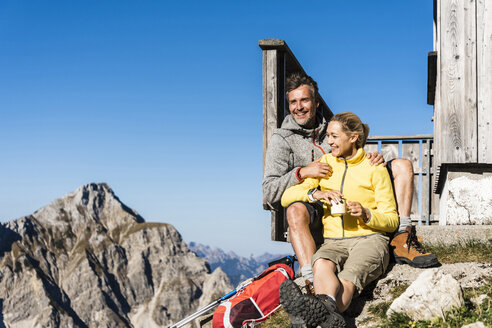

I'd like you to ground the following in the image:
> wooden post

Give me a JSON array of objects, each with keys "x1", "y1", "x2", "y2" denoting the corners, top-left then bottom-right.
[
  {"x1": 422, "y1": 139, "x2": 434, "y2": 225},
  {"x1": 436, "y1": 0, "x2": 478, "y2": 166},
  {"x1": 260, "y1": 42, "x2": 285, "y2": 241},
  {"x1": 477, "y1": 0, "x2": 492, "y2": 164},
  {"x1": 260, "y1": 39, "x2": 333, "y2": 241}
]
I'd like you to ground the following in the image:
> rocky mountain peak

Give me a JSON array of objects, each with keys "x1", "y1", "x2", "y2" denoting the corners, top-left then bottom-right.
[{"x1": 0, "y1": 183, "x2": 231, "y2": 327}]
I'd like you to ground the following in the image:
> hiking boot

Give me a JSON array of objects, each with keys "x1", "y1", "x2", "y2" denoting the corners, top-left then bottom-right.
[
  {"x1": 295, "y1": 294, "x2": 345, "y2": 328},
  {"x1": 390, "y1": 226, "x2": 440, "y2": 268},
  {"x1": 279, "y1": 280, "x2": 306, "y2": 328}
]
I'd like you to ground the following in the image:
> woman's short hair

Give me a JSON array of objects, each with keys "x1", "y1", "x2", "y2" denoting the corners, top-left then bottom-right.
[{"x1": 331, "y1": 112, "x2": 370, "y2": 148}]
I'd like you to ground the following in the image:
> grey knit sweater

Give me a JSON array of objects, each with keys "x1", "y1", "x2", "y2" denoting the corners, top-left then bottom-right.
[{"x1": 262, "y1": 113, "x2": 330, "y2": 208}]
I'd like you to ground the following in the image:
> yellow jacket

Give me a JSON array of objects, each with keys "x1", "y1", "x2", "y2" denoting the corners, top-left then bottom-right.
[{"x1": 281, "y1": 148, "x2": 398, "y2": 239}]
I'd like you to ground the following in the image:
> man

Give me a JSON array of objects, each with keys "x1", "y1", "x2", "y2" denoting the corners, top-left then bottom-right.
[{"x1": 262, "y1": 73, "x2": 438, "y2": 288}]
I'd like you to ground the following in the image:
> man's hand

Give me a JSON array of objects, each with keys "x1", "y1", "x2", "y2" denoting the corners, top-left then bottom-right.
[
  {"x1": 347, "y1": 200, "x2": 370, "y2": 222},
  {"x1": 299, "y1": 159, "x2": 333, "y2": 179},
  {"x1": 366, "y1": 152, "x2": 386, "y2": 166},
  {"x1": 313, "y1": 190, "x2": 343, "y2": 203}
]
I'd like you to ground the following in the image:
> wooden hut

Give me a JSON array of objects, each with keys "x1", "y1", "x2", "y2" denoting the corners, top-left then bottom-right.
[{"x1": 431, "y1": 0, "x2": 492, "y2": 224}]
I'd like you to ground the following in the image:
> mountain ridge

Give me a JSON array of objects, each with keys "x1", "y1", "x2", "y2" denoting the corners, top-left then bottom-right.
[
  {"x1": 189, "y1": 242, "x2": 288, "y2": 286},
  {"x1": 0, "y1": 183, "x2": 231, "y2": 327}
]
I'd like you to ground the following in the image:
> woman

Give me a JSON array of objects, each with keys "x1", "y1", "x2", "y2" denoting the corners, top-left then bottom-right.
[{"x1": 279, "y1": 112, "x2": 398, "y2": 328}]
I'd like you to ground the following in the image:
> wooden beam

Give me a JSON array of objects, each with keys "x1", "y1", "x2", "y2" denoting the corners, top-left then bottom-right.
[
  {"x1": 477, "y1": 0, "x2": 492, "y2": 163},
  {"x1": 262, "y1": 49, "x2": 279, "y2": 175},
  {"x1": 437, "y1": 0, "x2": 478, "y2": 165},
  {"x1": 368, "y1": 134, "x2": 433, "y2": 140},
  {"x1": 433, "y1": 0, "x2": 442, "y2": 191}
]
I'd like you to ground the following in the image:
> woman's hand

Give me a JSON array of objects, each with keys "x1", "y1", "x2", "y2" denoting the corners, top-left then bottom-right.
[
  {"x1": 347, "y1": 200, "x2": 370, "y2": 222},
  {"x1": 313, "y1": 190, "x2": 343, "y2": 203}
]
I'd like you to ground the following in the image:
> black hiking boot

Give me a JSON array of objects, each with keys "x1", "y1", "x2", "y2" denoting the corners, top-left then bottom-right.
[
  {"x1": 295, "y1": 294, "x2": 345, "y2": 328},
  {"x1": 279, "y1": 280, "x2": 307, "y2": 328}
]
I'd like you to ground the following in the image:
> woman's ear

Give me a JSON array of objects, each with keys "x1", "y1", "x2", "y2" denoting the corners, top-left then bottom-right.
[{"x1": 349, "y1": 133, "x2": 359, "y2": 144}]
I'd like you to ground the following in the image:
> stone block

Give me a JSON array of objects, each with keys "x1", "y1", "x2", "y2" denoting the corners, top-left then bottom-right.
[
  {"x1": 440, "y1": 173, "x2": 492, "y2": 225},
  {"x1": 387, "y1": 268, "x2": 464, "y2": 321}
]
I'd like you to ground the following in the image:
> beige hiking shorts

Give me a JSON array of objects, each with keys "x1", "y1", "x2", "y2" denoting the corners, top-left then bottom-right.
[{"x1": 312, "y1": 233, "x2": 390, "y2": 295}]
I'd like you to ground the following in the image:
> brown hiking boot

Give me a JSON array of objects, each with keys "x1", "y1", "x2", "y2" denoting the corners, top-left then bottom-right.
[{"x1": 390, "y1": 226, "x2": 440, "y2": 268}]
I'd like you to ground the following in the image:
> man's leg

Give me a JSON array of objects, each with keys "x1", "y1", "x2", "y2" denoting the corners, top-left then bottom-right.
[
  {"x1": 389, "y1": 158, "x2": 413, "y2": 227},
  {"x1": 389, "y1": 159, "x2": 440, "y2": 268},
  {"x1": 286, "y1": 202, "x2": 317, "y2": 281},
  {"x1": 281, "y1": 202, "x2": 320, "y2": 327}
]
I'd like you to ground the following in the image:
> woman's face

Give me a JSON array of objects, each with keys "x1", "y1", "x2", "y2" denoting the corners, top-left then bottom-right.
[{"x1": 327, "y1": 121, "x2": 358, "y2": 158}]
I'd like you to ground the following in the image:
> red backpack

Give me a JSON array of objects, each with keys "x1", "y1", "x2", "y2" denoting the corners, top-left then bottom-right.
[{"x1": 212, "y1": 263, "x2": 294, "y2": 328}]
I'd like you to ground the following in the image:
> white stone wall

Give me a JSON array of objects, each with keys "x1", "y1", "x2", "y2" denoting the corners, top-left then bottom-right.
[{"x1": 440, "y1": 173, "x2": 492, "y2": 225}]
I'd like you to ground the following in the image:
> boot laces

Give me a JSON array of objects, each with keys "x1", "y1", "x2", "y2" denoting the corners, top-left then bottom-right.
[
  {"x1": 302, "y1": 280, "x2": 315, "y2": 295},
  {"x1": 406, "y1": 226, "x2": 425, "y2": 254}
]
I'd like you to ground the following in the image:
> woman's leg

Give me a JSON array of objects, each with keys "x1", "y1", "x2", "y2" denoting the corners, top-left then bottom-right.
[
  {"x1": 313, "y1": 258, "x2": 339, "y2": 297},
  {"x1": 337, "y1": 278, "x2": 356, "y2": 313},
  {"x1": 313, "y1": 258, "x2": 356, "y2": 313},
  {"x1": 337, "y1": 234, "x2": 390, "y2": 310},
  {"x1": 313, "y1": 258, "x2": 355, "y2": 312}
]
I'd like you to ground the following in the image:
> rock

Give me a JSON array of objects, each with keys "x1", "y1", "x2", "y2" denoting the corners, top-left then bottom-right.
[
  {"x1": 347, "y1": 262, "x2": 492, "y2": 327},
  {"x1": 461, "y1": 322, "x2": 486, "y2": 328},
  {"x1": 0, "y1": 183, "x2": 232, "y2": 327},
  {"x1": 415, "y1": 225, "x2": 492, "y2": 245},
  {"x1": 471, "y1": 294, "x2": 488, "y2": 307},
  {"x1": 386, "y1": 268, "x2": 464, "y2": 321}
]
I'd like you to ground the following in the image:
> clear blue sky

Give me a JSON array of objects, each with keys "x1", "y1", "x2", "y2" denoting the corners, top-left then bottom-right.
[{"x1": 0, "y1": 1, "x2": 434, "y2": 256}]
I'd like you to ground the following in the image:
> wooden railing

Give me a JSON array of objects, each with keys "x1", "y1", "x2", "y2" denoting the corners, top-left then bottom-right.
[{"x1": 365, "y1": 135, "x2": 438, "y2": 225}]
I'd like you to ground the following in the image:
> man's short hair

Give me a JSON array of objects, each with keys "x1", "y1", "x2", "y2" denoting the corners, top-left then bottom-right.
[{"x1": 285, "y1": 73, "x2": 319, "y2": 102}]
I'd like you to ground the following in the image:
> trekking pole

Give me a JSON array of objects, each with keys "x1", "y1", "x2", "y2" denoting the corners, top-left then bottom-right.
[{"x1": 168, "y1": 280, "x2": 252, "y2": 328}]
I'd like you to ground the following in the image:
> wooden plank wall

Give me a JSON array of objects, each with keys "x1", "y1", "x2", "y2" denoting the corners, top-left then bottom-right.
[
  {"x1": 434, "y1": 0, "x2": 492, "y2": 192},
  {"x1": 436, "y1": 0, "x2": 478, "y2": 166},
  {"x1": 477, "y1": 0, "x2": 492, "y2": 163},
  {"x1": 433, "y1": 0, "x2": 442, "y2": 189}
]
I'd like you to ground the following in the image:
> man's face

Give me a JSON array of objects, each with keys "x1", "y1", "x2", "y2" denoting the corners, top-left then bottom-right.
[{"x1": 287, "y1": 85, "x2": 318, "y2": 128}]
